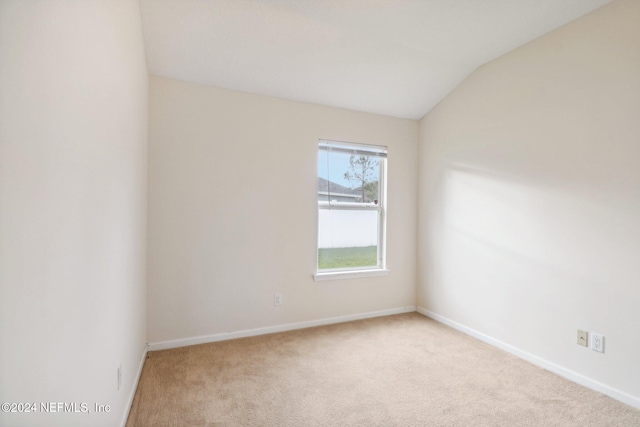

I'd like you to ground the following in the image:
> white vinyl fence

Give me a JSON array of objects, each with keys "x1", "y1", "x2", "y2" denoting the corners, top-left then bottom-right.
[{"x1": 318, "y1": 209, "x2": 378, "y2": 248}]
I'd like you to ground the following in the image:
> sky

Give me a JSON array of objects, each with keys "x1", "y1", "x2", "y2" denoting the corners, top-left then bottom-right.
[{"x1": 318, "y1": 151, "x2": 379, "y2": 189}]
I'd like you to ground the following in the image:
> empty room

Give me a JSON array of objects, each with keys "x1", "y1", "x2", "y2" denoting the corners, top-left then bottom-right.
[{"x1": 1, "y1": 0, "x2": 639, "y2": 426}]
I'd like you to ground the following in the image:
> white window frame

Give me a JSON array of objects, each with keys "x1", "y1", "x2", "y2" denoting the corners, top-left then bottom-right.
[{"x1": 314, "y1": 139, "x2": 389, "y2": 281}]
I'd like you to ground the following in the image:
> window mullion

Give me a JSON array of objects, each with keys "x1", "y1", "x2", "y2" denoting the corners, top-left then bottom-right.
[{"x1": 318, "y1": 205, "x2": 381, "y2": 212}]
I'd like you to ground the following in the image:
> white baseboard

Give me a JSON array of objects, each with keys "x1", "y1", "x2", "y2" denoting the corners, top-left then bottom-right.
[
  {"x1": 120, "y1": 344, "x2": 148, "y2": 427},
  {"x1": 148, "y1": 306, "x2": 416, "y2": 351},
  {"x1": 416, "y1": 307, "x2": 640, "y2": 410}
]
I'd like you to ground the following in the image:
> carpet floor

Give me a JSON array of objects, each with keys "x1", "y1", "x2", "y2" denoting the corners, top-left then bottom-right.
[{"x1": 126, "y1": 313, "x2": 640, "y2": 426}]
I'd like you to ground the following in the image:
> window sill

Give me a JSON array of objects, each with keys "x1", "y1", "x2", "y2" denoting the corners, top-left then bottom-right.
[{"x1": 313, "y1": 268, "x2": 390, "y2": 282}]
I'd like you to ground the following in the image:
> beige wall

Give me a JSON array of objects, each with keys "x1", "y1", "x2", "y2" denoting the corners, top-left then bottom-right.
[
  {"x1": 148, "y1": 75, "x2": 418, "y2": 345},
  {"x1": 418, "y1": 0, "x2": 640, "y2": 404},
  {"x1": 0, "y1": 1, "x2": 148, "y2": 426}
]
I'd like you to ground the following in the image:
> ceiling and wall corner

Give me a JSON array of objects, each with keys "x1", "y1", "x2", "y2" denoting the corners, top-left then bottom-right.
[{"x1": 139, "y1": 0, "x2": 611, "y2": 120}]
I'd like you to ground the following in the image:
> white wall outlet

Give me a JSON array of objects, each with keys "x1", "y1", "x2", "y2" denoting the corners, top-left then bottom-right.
[
  {"x1": 577, "y1": 330, "x2": 588, "y2": 347},
  {"x1": 590, "y1": 333, "x2": 604, "y2": 353},
  {"x1": 117, "y1": 364, "x2": 122, "y2": 390},
  {"x1": 274, "y1": 293, "x2": 283, "y2": 306}
]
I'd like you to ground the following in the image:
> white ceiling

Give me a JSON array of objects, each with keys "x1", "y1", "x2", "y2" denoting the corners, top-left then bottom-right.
[{"x1": 140, "y1": 0, "x2": 611, "y2": 119}]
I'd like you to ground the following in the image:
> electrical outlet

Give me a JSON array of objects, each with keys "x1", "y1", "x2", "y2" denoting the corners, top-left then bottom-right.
[
  {"x1": 577, "y1": 330, "x2": 588, "y2": 347},
  {"x1": 274, "y1": 293, "x2": 283, "y2": 306},
  {"x1": 591, "y1": 333, "x2": 604, "y2": 353},
  {"x1": 117, "y1": 364, "x2": 122, "y2": 390}
]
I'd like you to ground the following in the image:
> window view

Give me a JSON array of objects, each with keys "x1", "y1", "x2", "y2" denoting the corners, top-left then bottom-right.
[{"x1": 317, "y1": 140, "x2": 387, "y2": 272}]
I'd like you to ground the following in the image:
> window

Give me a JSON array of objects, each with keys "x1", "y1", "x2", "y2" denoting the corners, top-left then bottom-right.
[{"x1": 314, "y1": 140, "x2": 388, "y2": 281}]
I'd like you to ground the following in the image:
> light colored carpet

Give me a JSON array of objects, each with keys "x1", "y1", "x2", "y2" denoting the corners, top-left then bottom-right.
[{"x1": 126, "y1": 313, "x2": 640, "y2": 426}]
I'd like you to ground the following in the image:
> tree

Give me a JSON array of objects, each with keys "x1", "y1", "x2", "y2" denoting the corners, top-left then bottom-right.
[
  {"x1": 343, "y1": 155, "x2": 379, "y2": 203},
  {"x1": 363, "y1": 180, "x2": 379, "y2": 203}
]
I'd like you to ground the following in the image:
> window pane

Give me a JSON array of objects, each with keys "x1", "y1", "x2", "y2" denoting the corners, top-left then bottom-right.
[
  {"x1": 318, "y1": 150, "x2": 380, "y2": 204},
  {"x1": 318, "y1": 209, "x2": 379, "y2": 269}
]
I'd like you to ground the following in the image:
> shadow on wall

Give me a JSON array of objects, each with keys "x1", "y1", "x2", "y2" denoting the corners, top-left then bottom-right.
[{"x1": 428, "y1": 161, "x2": 637, "y2": 334}]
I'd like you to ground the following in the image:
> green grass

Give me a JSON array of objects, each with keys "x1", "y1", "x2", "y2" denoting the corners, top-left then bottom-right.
[{"x1": 318, "y1": 246, "x2": 378, "y2": 269}]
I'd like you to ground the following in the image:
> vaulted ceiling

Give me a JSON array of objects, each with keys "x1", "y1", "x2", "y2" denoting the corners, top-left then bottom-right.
[{"x1": 140, "y1": 0, "x2": 611, "y2": 119}]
